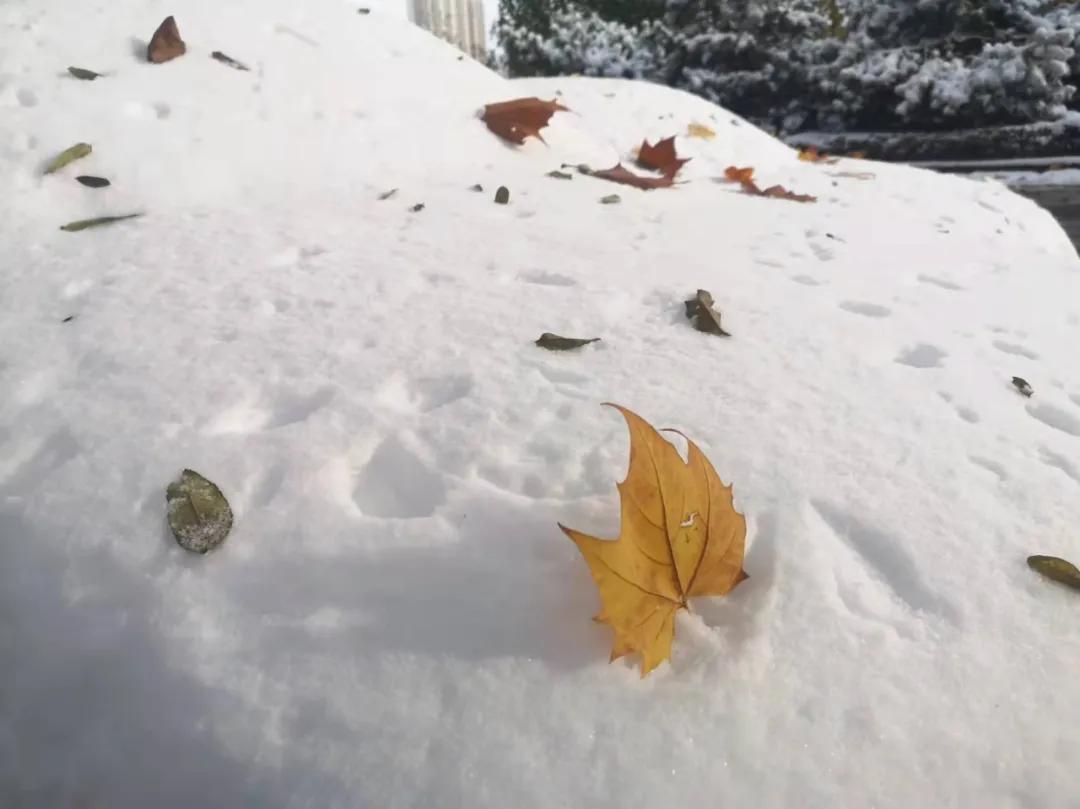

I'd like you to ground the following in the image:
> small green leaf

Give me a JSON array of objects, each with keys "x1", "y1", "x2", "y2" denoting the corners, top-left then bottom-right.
[
  {"x1": 599, "y1": 194, "x2": 621, "y2": 205},
  {"x1": 166, "y1": 469, "x2": 234, "y2": 554},
  {"x1": 60, "y1": 213, "x2": 142, "y2": 232},
  {"x1": 546, "y1": 170, "x2": 573, "y2": 180},
  {"x1": 43, "y1": 142, "x2": 92, "y2": 175},
  {"x1": 68, "y1": 67, "x2": 102, "y2": 80},
  {"x1": 1028, "y1": 555, "x2": 1080, "y2": 591},
  {"x1": 535, "y1": 333, "x2": 600, "y2": 351}
]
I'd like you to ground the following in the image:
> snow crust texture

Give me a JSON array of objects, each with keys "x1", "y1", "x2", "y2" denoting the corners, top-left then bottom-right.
[{"x1": 1, "y1": 2, "x2": 1079, "y2": 808}]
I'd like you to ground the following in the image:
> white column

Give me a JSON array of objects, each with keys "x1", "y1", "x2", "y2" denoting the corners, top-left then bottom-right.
[{"x1": 409, "y1": 0, "x2": 486, "y2": 60}]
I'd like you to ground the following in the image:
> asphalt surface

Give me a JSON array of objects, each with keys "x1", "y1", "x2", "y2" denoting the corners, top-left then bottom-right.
[{"x1": 1007, "y1": 186, "x2": 1080, "y2": 252}]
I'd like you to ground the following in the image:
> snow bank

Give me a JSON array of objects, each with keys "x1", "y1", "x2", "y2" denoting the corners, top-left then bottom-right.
[{"x1": 2, "y1": 2, "x2": 1079, "y2": 808}]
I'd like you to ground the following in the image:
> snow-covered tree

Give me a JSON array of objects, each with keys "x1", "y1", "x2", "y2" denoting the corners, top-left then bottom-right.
[
  {"x1": 494, "y1": 0, "x2": 1080, "y2": 133},
  {"x1": 493, "y1": 3, "x2": 663, "y2": 78}
]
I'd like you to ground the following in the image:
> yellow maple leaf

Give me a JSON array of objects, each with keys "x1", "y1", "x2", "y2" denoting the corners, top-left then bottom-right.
[
  {"x1": 561, "y1": 405, "x2": 748, "y2": 677},
  {"x1": 687, "y1": 122, "x2": 717, "y2": 140}
]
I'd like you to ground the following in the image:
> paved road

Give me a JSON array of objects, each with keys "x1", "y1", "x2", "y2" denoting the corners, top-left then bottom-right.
[{"x1": 1006, "y1": 186, "x2": 1080, "y2": 252}]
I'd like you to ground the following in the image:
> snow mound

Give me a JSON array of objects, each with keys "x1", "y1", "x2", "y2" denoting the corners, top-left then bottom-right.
[{"x1": 2, "y1": 2, "x2": 1079, "y2": 808}]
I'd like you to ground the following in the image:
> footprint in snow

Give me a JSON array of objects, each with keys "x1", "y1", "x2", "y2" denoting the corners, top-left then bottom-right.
[
  {"x1": 839, "y1": 301, "x2": 891, "y2": 318},
  {"x1": 894, "y1": 344, "x2": 947, "y2": 369},
  {"x1": 992, "y1": 340, "x2": 1039, "y2": 360},
  {"x1": 351, "y1": 437, "x2": 446, "y2": 519},
  {"x1": 1027, "y1": 401, "x2": 1080, "y2": 437}
]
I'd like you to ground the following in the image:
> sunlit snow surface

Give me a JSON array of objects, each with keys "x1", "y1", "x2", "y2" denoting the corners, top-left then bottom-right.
[{"x1": 1, "y1": 2, "x2": 1078, "y2": 807}]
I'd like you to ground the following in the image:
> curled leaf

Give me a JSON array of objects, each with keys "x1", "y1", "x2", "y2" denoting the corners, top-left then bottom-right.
[
  {"x1": 60, "y1": 213, "x2": 142, "y2": 232},
  {"x1": 44, "y1": 143, "x2": 92, "y2": 175},
  {"x1": 685, "y1": 289, "x2": 731, "y2": 337},
  {"x1": 166, "y1": 469, "x2": 234, "y2": 554},
  {"x1": 1027, "y1": 555, "x2": 1080, "y2": 591},
  {"x1": 723, "y1": 165, "x2": 755, "y2": 185},
  {"x1": 722, "y1": 165, "x2": 816, "y2": 203},
  {"x1": 535, "y1": 333, "x2": 600, "y2": 351},
  {"x1": 481, "y1": 97, "x2": 568, "y2": 145}
]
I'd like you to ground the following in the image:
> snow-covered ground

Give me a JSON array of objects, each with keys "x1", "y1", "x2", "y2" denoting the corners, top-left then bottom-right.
[{"x1": 2, "y1": 1, "x2": 1079, "y2": 807}]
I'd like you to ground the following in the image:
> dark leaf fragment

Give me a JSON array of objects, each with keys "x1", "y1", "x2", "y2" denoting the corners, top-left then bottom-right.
[
  {"x1": 211, "y1": 51, "x2": 250, "y2": 71},
  {"x1": 684, "y1": 289, "x2": 731, "y2": 337},
  {"x1": 76, "y1": 175, "x2": 111, "y2": 188},
  {"x1": 495, "y1": 186, "x2": 510, "y2": 205},
  {"x1": 378, "y1": 188, "x2": 398, "y2": 200},
  {"x1": 68, "y1": 67, "x2": 102, "y2": 80},
  {"x1": 535, "y1": 333, "x2": 600, "y2": 351},
  {"x1": 1012, "y1": 376, "x2": 1033, "y2": 397},
  {"x1": 410, "y1": 203, "x2": 425, "y2": 213}
]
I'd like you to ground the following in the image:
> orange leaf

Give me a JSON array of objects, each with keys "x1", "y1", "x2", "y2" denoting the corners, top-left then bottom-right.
[
  {"x1": 797, "y1": 146, "x2": 838, "y2": 164},
  {"x1": 723, "y1": 165, "x2": 815, "y2": 203},
  {"x1": 587, "y1": 163, "x2": 677, "y2": 190},
  {"x1": 723, "y1": 165, "x2": 755, "y2": 185},
  {"x1": 561, "y1": 405, "x2": 748, "y2": 677},
  {"x1": 481, "y1": 97, "x2": 568, "y2": 145},
  {"x1": 636, "y1": 136, "x2": 690, "y2": 176},
  {"x1": 759, "y1": 184, "x2": 817, "y2": 203}
]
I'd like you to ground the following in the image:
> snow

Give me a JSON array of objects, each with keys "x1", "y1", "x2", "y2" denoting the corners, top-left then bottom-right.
[
  {"x1": 2, "y1": 1, "x2": 1080, "y2": 807},
  {"x1": 978, "y1": 167, "x2": 1080, "y2": 186}
]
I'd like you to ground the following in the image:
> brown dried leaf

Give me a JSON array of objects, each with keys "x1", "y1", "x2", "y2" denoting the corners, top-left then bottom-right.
[
  {"x1": 684, "y1": 289, "x2": 731, "y2": 337},
  {"x1": 759, "y1": 184, "x2": 817, "y2": 203},
  {"x1": 535, "y1": 333, "x2": 600, "y2": 351},
  {"x1": 586, "y1": 163, "x2": 676, "y2": 190},
  {"x1": 148, "y1": 16, "x2": 186, "y2": 64},
  {"x1": 637, "y1": 136, "x2": 689, "y2": 176},
  {"x1": 481, "y1": 97, "x2": 568, "y2": 145},
  {"x1": 723, "y1": 165, "x2": 755, "y2": 185}
]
